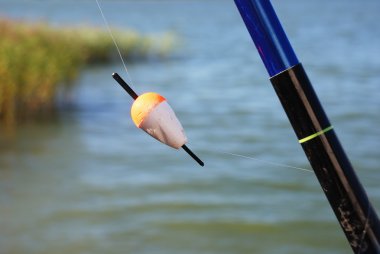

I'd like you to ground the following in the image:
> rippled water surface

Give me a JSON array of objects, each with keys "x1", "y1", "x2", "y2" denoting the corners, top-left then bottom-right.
[{"x1": 1, "y1": 1, "x2": 380, "y2": 253}]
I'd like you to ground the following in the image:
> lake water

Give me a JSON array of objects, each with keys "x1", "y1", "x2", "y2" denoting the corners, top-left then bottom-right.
[{"x1": 1, "y1": 1, "x2": 380, "y2": 253}]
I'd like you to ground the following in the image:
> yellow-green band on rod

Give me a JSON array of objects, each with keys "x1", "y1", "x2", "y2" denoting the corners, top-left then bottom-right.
[{"x1": 299, "y1": 126, "x2": 334, "y2": 144}]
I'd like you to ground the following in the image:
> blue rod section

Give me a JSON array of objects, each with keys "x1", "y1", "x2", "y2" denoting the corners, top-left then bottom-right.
[{"x1": 234, "y1": 0, "x2": 299, "y2": 77}]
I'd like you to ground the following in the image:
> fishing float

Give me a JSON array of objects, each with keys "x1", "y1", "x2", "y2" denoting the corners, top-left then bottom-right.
[
  {"x1": 95, "y1": 0, "x2": 203, "y2": 166},
  {"x1": 112, "y1": 72, "x2": 204, "y2": 167},
  {"x1": 234, "y1": 0, "x2": 380, "y2": 253}
]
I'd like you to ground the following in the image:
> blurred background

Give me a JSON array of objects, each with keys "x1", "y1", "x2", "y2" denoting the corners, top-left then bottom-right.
[{"x1": 0, "y1": 0, "x2": 379, "y2": 253}]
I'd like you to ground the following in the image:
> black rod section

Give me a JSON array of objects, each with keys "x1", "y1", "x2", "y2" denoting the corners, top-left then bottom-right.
[
  {"x1": 112, "y1": 72, "x2": 204, "y2": 167},
  {"x1": 182, "y1": 144, "x2": 204, "y2": 167},
  {"x1": 270, "y1": 63, "x2": 380, "y2": 253},
  {"x1": 112, "y1": 72, "x2": 138, "y2": 100}
]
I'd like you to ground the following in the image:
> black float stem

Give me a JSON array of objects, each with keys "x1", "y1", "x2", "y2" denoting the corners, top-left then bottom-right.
[
  {"x1": 112, "y1": 73, "x2": 138, "y2": 100},
  {"x1": 182, "y1": 144, "x2": 204, "y2": 167},
  {"x1": 112, "y1": 72, "x2": 204, "y2": 167}
]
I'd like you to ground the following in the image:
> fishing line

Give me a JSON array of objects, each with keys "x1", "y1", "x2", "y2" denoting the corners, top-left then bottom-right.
[
  {"x1": 95, "y1": 0, "x2": 134, "y2": 85},
  {"x1": 218, "y1": 150, "x2": 313, "y2": 173},
  {"x1": 95, "y1": 0, "x2": 310, "y2": 173}
]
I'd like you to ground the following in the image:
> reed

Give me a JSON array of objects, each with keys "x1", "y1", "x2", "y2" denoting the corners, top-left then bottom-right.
[{"x1": 0, "y1": 18, "x2": 176, "y2": 126}]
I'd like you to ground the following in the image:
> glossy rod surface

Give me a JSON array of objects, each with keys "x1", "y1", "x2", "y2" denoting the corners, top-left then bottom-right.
[
  {"x1": 271, "y1": 64, "x2": 380, "y2": 253},
  {"x1": 234, "y1": 0, "x2": 299, "y2": 77}
]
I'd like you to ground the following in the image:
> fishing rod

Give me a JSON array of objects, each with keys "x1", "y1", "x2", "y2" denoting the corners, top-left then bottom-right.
[{"x1": 234, "y1": 0, "x2": 380, "y2": 253}]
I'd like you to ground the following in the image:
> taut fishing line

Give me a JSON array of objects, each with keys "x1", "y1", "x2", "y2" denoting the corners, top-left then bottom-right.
[
  {"x1": 220, "y1": 151, "x2": 313, "y2": 173},
  {"x1": 95, "y1": 0, "x2": 312, "y2": 174},
  {"x1": 95, "y1": 0, "x2": 134, "y2": 86}
]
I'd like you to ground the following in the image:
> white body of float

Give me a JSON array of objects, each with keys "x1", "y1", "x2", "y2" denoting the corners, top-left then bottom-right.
[{"x1": 131, "y1": 92, "x2": 188, "y2": 149}]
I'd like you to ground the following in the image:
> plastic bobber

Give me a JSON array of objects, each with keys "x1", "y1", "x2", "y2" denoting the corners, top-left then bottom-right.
[
  {"x1": 112, "y1": 72, "x2": 204, "y2": 166},
  {"x1": 131, "y1": 92, "x2": 187, "y2": 149}
]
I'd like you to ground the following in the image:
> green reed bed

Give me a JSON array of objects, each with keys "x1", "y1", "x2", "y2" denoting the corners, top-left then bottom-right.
[{"x1": 0, "y1": 18, "x2": 176, "y2": 126}]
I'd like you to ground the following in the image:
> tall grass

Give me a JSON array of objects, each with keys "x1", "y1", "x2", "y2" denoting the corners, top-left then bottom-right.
[{"x1": 0, "y1": 18, "x2": 176, "y2": 126}]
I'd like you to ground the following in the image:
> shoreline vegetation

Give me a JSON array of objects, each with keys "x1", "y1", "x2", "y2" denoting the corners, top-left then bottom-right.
[{"x1": 0, "y1": 18, "x2": 176, "y2": 127}]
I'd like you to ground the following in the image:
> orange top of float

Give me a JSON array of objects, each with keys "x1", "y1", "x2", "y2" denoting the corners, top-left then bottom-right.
[{"x1": 131, "y1": 92, "x2": 166, "y2": 127}]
